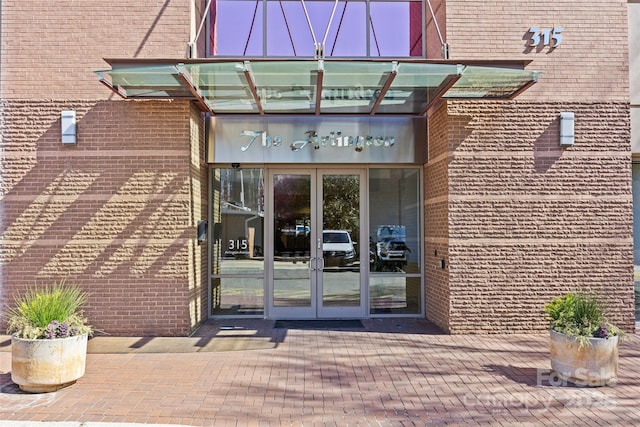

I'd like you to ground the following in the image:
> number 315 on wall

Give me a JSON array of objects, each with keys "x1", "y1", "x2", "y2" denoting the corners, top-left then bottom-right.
[{"x1": 528, "y1": 27, "x2": 563, "y2": 48}]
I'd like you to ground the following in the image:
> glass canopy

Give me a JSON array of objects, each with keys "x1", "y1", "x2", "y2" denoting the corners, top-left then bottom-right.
[{"x1": 95, "y1": 60, "x2": 539, "y2": 116}]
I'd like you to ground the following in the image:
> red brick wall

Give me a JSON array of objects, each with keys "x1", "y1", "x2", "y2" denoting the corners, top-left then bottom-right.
[
  {"x1": 1, "y1": 2, "x2": 209, "y2": 336},
  {"x1": 427, "y1": 100, "x2": 634, "y2": 334},
  {"x1": 425, "y1": 102, "x2": 451, "y2": 330},
  {"x1": 444, "y1": 0, "x2": 629, "y2": 101},
  {"x1": 1, "y1": 1, "x2": 192, "y2": 99},
  {"x1": 420, "y1": 1, "x2": 635, "y2": 333},
  {"x1": 0, "y1": 100, "x2": 207, "y2": 336},
  {"x1": 188, "y1": 104, "x2": 209, "y2": 329}
]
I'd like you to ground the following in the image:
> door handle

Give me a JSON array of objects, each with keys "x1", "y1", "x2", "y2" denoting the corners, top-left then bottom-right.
[
  {"x1": 317, "y1": 237, "x2": 322, "y2": 249},
  {"x1": 309, "y1": 257, "x2": 324, "y2": 271}
]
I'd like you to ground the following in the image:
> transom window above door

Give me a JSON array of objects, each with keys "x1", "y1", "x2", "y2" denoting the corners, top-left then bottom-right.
[{"x1": 209, "y1": 0, "x2": 426, "y2": 58}]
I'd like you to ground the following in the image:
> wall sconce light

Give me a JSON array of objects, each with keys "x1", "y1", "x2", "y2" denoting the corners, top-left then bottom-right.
[
  {"x1": 61, "y1": 110, "x2": 77, "y2": 145},
  {"x1": 559, "y1": 112, "x2": 574, "y2": 147},
  {"x1": 197, "y1": 220, "x2": 208, "y2": 243}
]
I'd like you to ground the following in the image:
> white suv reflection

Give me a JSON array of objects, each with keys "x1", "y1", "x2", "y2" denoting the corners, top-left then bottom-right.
[{"x1": 322, "y1": 230, "x2": 356, "y2": 267}]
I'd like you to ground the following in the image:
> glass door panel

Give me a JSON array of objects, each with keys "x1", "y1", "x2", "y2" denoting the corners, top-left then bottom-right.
[
  {"x1": 272, "y1": 172, "x2": 315, "y2": 315},
  {"x1": 268, "y1": 169, "x2": 365, "y2": 319},
  {"x1": 318, "y1": 172, "x2": 364, "y2": 317}
]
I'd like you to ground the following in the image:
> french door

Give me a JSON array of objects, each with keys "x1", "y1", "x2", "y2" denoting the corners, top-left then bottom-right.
[{"x1": 268, "y1": 169, "x2": 366, "y2": 319}]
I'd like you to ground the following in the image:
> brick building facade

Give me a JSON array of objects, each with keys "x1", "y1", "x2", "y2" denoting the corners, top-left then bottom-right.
[{"x1": 1, "y1": 1, "x2": 635, "y2": 336}]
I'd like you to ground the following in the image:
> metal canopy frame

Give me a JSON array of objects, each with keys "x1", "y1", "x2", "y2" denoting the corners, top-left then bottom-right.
[{"x1": 96, "y1": 58, "x2": 540, "y2": 117}]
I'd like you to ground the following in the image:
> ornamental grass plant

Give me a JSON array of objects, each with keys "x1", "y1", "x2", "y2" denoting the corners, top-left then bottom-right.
[
  {"x1": 544, "y1": 292, "x2": 621, "y2": 347},
  {"x1": 6, "y1": 281, "x2": 92, "y2": 340}
]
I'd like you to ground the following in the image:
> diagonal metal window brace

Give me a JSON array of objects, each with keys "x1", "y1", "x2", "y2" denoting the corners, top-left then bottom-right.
[
  {"x1": 189, "y1": 0, "x2": 214, "y2": 58},
  {"x1": 300, "y1": 0, "x2": 339, "y2": 58},
  {"x1": 426, "y1": 0, "x2": 449, "y2": 59}
]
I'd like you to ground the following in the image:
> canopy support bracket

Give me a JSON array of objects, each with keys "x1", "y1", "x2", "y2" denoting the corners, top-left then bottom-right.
[
  {"x1": 426, "y1": 0, "x2": 449, "y2": 59},
  {"x1": 97, "y1": 71, "x2": 127, "y2": 99},
  {"x1": 300, "y1": 0, "x2": 339, "y2": 58},
  {"x1": 241, "y1": 61, "x2": 265, "y2": 115},
  {"x1": 314, "y1": 60, "x2": 325, "y2": 115},
  {"x1": 422, "y1": 65, "x2": 465, "y2": 116},
  {"x1": 370, "y1": 61, "x2": 398, "y2": 115},
  {"x1": 176, "y1": 64, "x2": 211, "y2": 112},
  {"x1": 189, "y1": 0, "x2": 214, "y2": 58}
]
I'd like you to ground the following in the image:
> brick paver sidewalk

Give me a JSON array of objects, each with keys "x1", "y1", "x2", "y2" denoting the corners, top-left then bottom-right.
[{"x1": 1, "y1": 319, "x2": 639, "y2": 426}]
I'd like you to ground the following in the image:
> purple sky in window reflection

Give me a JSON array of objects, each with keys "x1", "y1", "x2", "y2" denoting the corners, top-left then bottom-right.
[{"x1": 211, "y1": 0, "x2": 420, "y2": 57}]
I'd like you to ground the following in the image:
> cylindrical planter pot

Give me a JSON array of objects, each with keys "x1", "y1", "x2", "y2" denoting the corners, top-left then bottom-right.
[
  {"x1": 549, "y1": 330, "x2": 619, "y2": 387},
  {"x1": 11, "y1": 334, "x2": 88, "y2": 393}
]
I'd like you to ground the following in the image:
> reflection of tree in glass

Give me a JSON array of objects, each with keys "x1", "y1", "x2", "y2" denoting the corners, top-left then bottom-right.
[
  {"x1": 323, "y1": 175, "x2": 359, "y2": 234},
  {"x1": 273, "y1": 175, "x2": 311, "y2": 221}
]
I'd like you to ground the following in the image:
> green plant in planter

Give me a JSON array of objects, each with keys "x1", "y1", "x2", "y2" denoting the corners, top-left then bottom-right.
[
  {"x1": 544, "y1": 292, "x2": 621, "y2": 347},
  {"x1": 6, "y1": 281, "x2": 92, "y2": 339}
]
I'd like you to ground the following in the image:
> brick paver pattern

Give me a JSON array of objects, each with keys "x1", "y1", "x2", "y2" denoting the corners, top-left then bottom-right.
[{"x1": 1, "y1": 319, "x2": 639, "y2": 426}]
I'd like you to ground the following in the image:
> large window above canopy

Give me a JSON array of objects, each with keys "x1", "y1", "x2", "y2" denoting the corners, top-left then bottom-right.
[{"x1": 209, "y1": 0, "x2": 425, "y2": 58}]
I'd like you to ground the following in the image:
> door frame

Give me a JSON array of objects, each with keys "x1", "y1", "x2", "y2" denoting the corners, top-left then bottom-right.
[{"x1": 266, "y1": 168, "x2": 367, "y2": 319}]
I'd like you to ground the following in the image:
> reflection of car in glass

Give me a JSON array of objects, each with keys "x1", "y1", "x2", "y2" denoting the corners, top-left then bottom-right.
[
  {"x1": 371, "y1": 225, "x2": 409, "y2": 271},
  {"x1": 322, "y1": 230, "x2": 356, "y2": 267}
]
